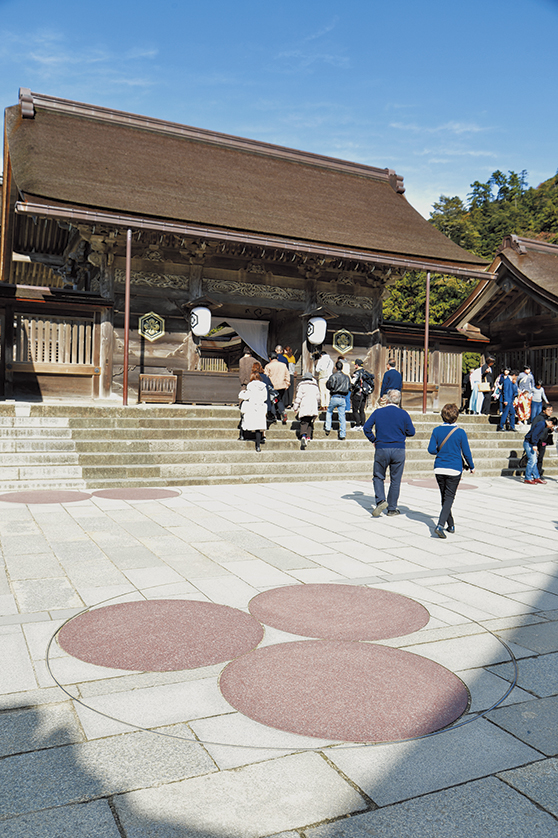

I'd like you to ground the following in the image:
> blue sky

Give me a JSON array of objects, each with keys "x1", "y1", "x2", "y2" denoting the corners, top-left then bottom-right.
[{"x1": 1, "y1": 0, "x2": 557, "y2": 218}]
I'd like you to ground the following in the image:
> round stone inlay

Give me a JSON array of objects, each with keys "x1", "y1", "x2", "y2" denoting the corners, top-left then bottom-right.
[
  {"x1": 0, "y1": 490, "x2": 92, "y2": 505},
  {"x1": 249, "y1": 584, "x2": 430, "y2": 641},
  {"x1": 58, "y1": 599, "x2": 264, "y2": 671},
  {"x1": 92, "y1": 488, "x2": 181, "y2": 500},
  {"x1": 219, "y1": 640, "x2": 469, "y2": 742},
  {"x1": 407, "y1": 479, "x2": 477, "y2": 490}
]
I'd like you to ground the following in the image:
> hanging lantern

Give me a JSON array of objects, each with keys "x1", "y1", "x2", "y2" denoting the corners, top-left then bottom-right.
[
  {"x1": 307, "y1": 316, "x2": 327, "y2": 345},
  {"x1": 190, "y1": 306, "x2": 212, "y2": 337}
]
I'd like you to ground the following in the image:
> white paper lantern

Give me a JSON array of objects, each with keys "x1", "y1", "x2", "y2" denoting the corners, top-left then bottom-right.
[
  {"x1": 307, "y1": 316, "x2": 327, "y2": 345},
  {"x1": 190, "y1": 306, "x2": 212, "y2": 337}
]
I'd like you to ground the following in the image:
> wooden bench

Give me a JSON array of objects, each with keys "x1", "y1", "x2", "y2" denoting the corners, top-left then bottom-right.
[{"x1": 138, "y1": 374, "x2": 177, "y2": 404}]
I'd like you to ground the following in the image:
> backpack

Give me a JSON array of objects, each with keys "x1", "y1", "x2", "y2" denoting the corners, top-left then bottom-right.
[{"x1": 353, "y1": 370, "x2": 374, "y2": 397}]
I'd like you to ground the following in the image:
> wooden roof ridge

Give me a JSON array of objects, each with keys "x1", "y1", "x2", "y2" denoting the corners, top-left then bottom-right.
[
  {"x1": 17, "y1": 88, "x2": 404, "y2": 189},
  {"x1": 498, "y1": 234, "x2": 558, "y2": 257},
  {"x1": 444, "y1": 235, "x2": 558, "y2": 329}
]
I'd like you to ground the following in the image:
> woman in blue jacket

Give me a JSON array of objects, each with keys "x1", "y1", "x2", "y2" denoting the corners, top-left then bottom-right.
[{"x1": 428, "y1": 403, "x2": 475, "y2": 538}]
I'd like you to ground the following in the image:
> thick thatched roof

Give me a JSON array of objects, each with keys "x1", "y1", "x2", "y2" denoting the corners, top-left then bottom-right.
[{"x1": 5, "y1": 90, "x2": 487, "y2": 274}]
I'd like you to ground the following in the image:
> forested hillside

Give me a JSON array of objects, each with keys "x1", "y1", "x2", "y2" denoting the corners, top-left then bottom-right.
[{"x1": 383, "y1": 170, "x2": 558, "y2": 324}]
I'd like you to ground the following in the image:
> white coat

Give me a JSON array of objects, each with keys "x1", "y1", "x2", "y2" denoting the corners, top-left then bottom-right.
[
  {"x1": 293, "y1": 379, "x2": 320, "y2": 418},
  {"x1": 239, "y1": 380, "x2": 268, "y2": 431}
]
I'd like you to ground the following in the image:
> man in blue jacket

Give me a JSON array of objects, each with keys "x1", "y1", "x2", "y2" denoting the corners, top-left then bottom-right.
[
  {"x1": 380, "y1": 359, "x2": 403, "y2": 397},
  {"x1": 363, "y1": 389, "x2": 415, "y2": 517},
  {"x1": 498, "y1": 370, "x2": 518, "y2": 432}
]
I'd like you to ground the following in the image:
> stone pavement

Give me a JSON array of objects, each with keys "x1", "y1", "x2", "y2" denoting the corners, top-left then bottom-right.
[{"x1": 1, "y1": 471, "x2": 558, "y2": 837}]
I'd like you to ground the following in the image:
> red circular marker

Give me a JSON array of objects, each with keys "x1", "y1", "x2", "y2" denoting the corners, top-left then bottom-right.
[
  {"x1": 249, "y1": 584, "x2": 430, "y2": 641},
  {"x1": 92, "y1": 488, "x2": 180, "y2": 500},
  {"x1": 220, "y1": 640, "x2": 469, "y2": 742},
  {"x1": 407, "y1": 479, "x2": 477, "y2": 490},
  {"x1": 0, "y1": 490, "x2": 91, "y2": 504},
  {"x1": 58, "y1": 600, "x2": 264, "y2": 671}
]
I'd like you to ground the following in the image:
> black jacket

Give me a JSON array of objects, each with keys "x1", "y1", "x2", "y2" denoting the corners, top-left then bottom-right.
[{"x1": 326, "y1": 371, "x2": 351, "y2": 396}]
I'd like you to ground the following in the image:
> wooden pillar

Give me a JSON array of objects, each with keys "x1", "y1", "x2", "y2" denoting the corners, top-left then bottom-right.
[
  {"x1": 99, "y1": 308, "x2": 114, "y2": 398},
  {"x1": 4, "y1": 305, "x2": 14, "y2": 399},
  {"x1": 431, "y1": 344, "x2": 440, "y2": 412}
]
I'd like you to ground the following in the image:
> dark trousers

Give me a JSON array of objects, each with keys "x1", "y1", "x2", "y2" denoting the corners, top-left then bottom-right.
[
  {"x1": 351, "y1": 394, "x2": 367, "y2": 427},
  {"x1": 299, "y1": 416, "x2": 315, "y2": 439},
  {"x1": 373, "y1": 448, "x2": 406, "y2": 511},
  {"x1": 435, "y1": 473, "x2": 461, "y2": 528},
  {"x1": 499, "y1": 400, "x2": 515, "y2": 430},
  {"x1": 285, "y1": 375, "x2": 295, "y2": 408}
]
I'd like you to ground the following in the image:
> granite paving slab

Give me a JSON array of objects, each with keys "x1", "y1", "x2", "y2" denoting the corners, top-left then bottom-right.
[
  {"x1": 325, "y1": 718, "x2": 541, "y2": 805},
  {"x1": 304, "y1": 776, "x2": 558, "y2": 837},
  {"x1": 488, "y1": 652, "x2": 558, "y2": 696},
  {"x1": 498, "y1": 757, "x2": 558, "y2": 818},
  {"x1": 0, "y1": 703, "x2": 84, "y2": 757},
  {"x1": 113, "y1": 751, "x2": 369, "y2": 838},
  {"x1": 496, "y1": 620, "x2": 558, "y2": 654},
  {"x1": 486, "y1": 695, "x2": 558, "y2": 755},
  {"x1": 0, "y1": 800, "x2": 121, "y2": 838},
  {"x1": 11, "y1": 578, "x2": 83, "y2": 612},
  {"x1": 0, "y1": 729, "x2": 216, "y2": 819}
]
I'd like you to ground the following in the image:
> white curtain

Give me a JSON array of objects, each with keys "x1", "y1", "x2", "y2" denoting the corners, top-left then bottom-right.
[{"x1": 211, "y1": 317, "x2": 269, "y2": 361}]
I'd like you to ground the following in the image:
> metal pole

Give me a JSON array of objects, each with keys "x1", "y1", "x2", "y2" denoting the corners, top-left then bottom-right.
[
  {"x1": 422, "y1": 271, "x2": 430, "y2": 414},
  {"x1": 123, "y1": 229, "x2": 132, "y2": 406}
]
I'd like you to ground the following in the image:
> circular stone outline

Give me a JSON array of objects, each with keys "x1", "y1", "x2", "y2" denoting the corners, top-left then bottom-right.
[
  {"x1": 248, "y1": 584, "x2": 430, "y2": 641},
  {"x1": 219, "y1": 639, "x2": 470, "y2": 742},
  {"x1": 57, "y1": 599, "x2": 264, "y2": 671},
  {"x1": 0, "y1": 490, "x2": 92, "y2": 504},
  {"x1": 46, "y1": 593, "x2": 519, "y2": 750}
]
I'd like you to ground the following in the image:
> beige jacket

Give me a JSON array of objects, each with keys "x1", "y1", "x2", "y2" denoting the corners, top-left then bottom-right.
[{"x1": 264, "y1": 359, "x2": 290, "y2": 390}]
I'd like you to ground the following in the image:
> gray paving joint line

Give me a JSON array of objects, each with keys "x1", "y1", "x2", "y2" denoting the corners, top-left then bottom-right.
[
  {"x1": 42, "y1": 593, "x2": 521, "y2": 753},
  {"x1": 495, "y1": 773, "x2": 558, "y2": 823}
]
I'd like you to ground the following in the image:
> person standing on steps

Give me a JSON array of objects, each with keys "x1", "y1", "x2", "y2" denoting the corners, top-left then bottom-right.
[
  {"x1": 480, "y1": 355, "x2": 496, "y2": 416},
  {"x1": 351, "y1": 359, "x2": 375, "y2": 430},
  {"x1": 238, "y1": 346, "x2": 257, "y2": 387},
  {"x1": 427, "y1": 403, "x2": 475, "y2": 538},
  {"x1": 238, "y1": 371, "x2": 268, "y2": 453},
  {"x1": 380, "y1": 359, "x2": 402, "y2": 398},
  {"x1": 363, "y1": 389, "x2": 415, "y2": 518},
  {"x1": 315, "y1": 350, "x2": 334, "y2": 410},
  {"x1": 283, "y1": 345, "x2": 297, "y2": 408},
  {"x1": 324, "y1": 360, "x2": 351, "y2": 440},
  {"x1": 293, "y1": 372, "x2": 320, "y2": 450},
  {"x1": 498, "y1": 370, "x2": 518, "y2": 432}
]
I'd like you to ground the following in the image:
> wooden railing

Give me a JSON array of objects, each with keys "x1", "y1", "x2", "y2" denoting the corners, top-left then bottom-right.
[{"x1": 14, "y1": 314, "x2": 94, "y2": 367}]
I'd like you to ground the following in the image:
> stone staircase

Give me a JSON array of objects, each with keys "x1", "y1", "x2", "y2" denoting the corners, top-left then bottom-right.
[{"x1": 0, "y1": 403, "x2": 554, "y2": 491}]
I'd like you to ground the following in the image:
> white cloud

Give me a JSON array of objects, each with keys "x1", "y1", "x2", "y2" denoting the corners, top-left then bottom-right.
[{"x1": 390, "y1": 121, "x2": 489, "y2": 135}]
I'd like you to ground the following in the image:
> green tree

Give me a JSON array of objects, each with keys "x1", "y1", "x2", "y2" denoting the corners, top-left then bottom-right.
[{"x1": 383, "y1": 168, "x2": 558, "y2": 323}]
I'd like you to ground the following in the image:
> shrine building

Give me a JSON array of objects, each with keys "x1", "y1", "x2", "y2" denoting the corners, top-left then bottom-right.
[{"x1": 1, "y1": 88, "x2": 488, "y2": 406}]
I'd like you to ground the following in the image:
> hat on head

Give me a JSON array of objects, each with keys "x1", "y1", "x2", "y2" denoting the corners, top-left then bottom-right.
[
  {"x1": 354, "y1": 359, "x2": 363, "y2": 366},
  {"x1": 301, "y1": 372, "x2": 314, "y2": 381}
]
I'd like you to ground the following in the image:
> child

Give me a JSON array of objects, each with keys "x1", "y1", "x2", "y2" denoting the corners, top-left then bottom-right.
[{"x1": 530, "y1": 380, "x2": 548, "y2": 421}]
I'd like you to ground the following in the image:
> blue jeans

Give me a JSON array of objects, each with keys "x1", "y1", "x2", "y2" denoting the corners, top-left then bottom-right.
[
  {"x1": 325, "y1": 395, "x2": 346, "y2": 438},
  {"x1": 530, "y1": 401, "x2": 542, "y2": 421},
  {"x1": 373, "y1": 447, "x2": 406, "y2": 511},
  {"x1": 524, "y1": 441, "x2": 540, "y2": 480}
]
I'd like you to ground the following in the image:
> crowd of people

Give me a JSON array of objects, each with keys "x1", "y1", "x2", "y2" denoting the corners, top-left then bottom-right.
[{"x1": 238, "y1": 347, "x2": 556, "y2": 520}]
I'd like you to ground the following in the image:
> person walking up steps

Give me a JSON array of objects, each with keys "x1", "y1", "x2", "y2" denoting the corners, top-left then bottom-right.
[
  {"x1": 428, "y1": 403, "x2": 475, "y2": 538},
  {"x1": 293, "y1": 372, "x2": 320, "y2": 450}
]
